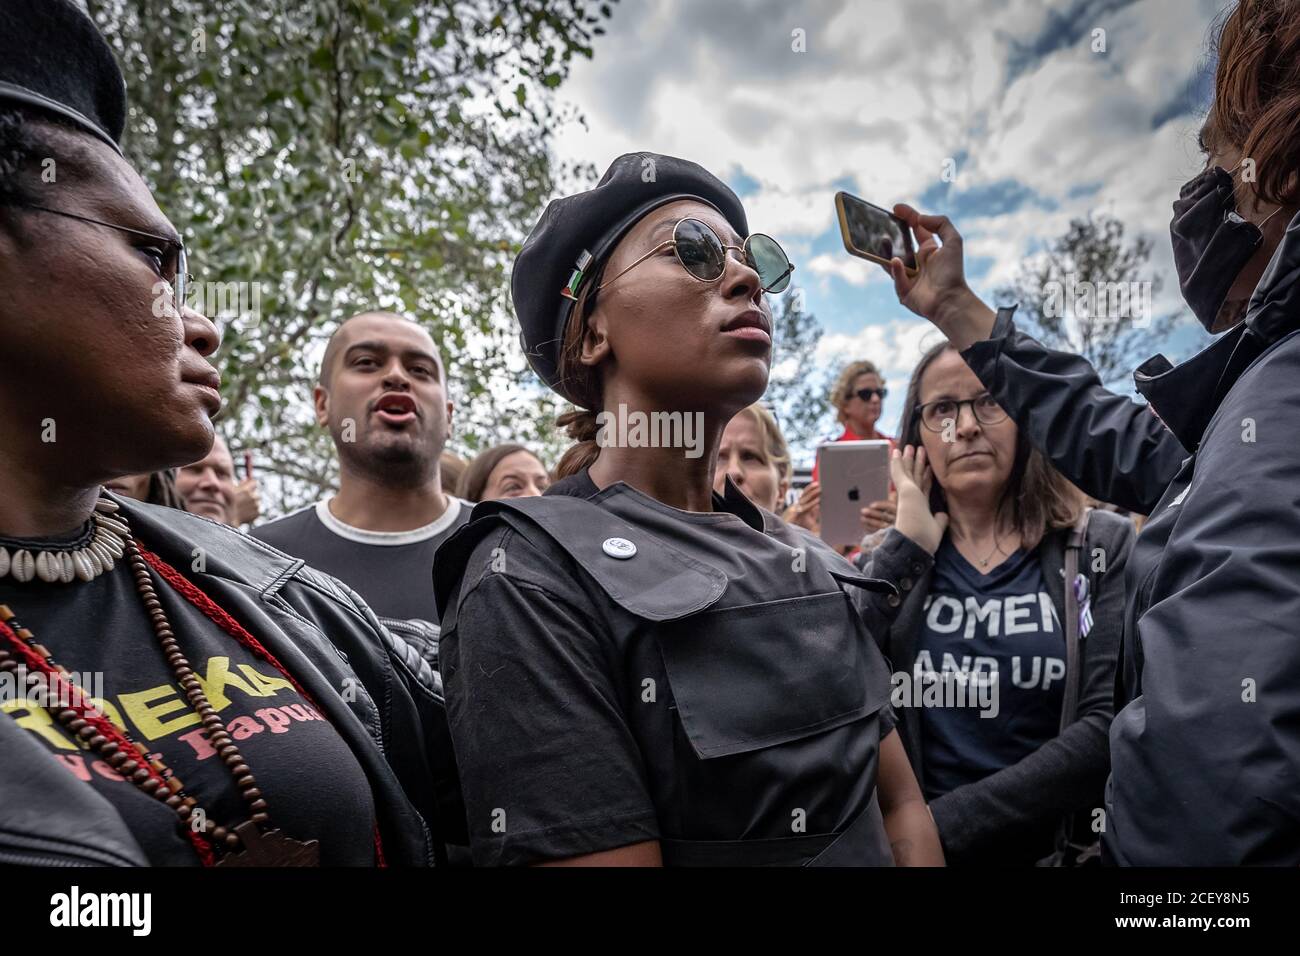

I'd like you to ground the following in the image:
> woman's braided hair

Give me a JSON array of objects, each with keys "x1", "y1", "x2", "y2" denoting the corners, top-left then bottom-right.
[{"x1": 553, "y1": 259, "x2": 610, "y2": 480}]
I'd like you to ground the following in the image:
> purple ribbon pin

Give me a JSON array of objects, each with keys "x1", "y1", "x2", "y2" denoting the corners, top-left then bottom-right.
[{"x1": 1073, "y1": 574, "x2": 1093, "y2": 638}]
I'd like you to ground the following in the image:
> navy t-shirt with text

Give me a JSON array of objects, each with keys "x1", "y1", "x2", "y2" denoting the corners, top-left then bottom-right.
[{"x1": 913, "y1": 538, "x2": 1065, "y2": 800}]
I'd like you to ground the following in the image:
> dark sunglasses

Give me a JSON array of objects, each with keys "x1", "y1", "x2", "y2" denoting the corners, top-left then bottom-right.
[
  {"x1": 854, "y1": 387, "x2": 887, "y2": 402},
  {"x1": 19, "y1": 203, "x2": 191, "y2": 311},
  {"x1": 598, "y1": 217, "x2": 795, "y2": 294}
]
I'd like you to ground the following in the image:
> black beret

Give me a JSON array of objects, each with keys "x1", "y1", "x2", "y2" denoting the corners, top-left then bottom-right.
[
  {"x1": 512, "y1": 151, "x2": 747, "y2": 401},
  {"x1": 0, "y1": 0, "x2": 126, "y2": 155}
]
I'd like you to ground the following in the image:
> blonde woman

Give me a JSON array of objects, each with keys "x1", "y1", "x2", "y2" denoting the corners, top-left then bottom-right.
[
  {"x1": 713, "y1": 403, "x2": 791, "y2": 513},
  {"x1": 789, "y1": 360, "x2": 897, "y2": 539}
]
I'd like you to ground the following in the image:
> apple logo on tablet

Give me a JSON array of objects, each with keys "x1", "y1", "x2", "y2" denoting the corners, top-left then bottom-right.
[{"x1": 847, "y1": 486, "x2": 860, "y2": 501}]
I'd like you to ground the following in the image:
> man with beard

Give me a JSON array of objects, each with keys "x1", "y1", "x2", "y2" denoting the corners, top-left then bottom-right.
[{"x1": 253, "y1": 311, "x2": 469, "y2": 650}]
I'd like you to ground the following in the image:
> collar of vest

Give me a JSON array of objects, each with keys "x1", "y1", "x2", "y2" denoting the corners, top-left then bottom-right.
[{"x1": 434, "y1": 494, "x2": 729, "y2": 622}]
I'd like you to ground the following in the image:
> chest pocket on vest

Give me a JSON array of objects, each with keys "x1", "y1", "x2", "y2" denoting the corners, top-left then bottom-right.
[{"x1": 657, "y1": 589, "x2": 892, "y2": 759}]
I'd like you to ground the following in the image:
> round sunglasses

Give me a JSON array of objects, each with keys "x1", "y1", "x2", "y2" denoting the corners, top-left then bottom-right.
[{"x1": 598, "y1": 217, "x2": 795, "y2": 294}]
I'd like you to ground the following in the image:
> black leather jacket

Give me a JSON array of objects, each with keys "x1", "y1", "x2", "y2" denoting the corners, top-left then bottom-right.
[{"x1": 0, "y1": 494, "x2": 463, "y2": 866}]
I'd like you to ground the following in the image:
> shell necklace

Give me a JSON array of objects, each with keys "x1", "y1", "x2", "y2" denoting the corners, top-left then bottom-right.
[{"x1": 0, "y1": 497, "x2": 127, "y2": 583}]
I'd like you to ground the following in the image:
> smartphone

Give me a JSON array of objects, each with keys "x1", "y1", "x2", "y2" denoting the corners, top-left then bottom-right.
[
  {"x1": 817, "y1": 440, "x2": 892, "y2": 548},
  {"x1": 835, "y1": 191, "x2": 918, "y2": 276}
]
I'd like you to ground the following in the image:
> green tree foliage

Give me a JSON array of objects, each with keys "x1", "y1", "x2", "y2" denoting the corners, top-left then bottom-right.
[
  {"x1": 764, "y1": 286, "x2": 831, "y2": 457},
  {"x1": 87, "y1": 0, "x2": 614, "y2": 511},
  {"x1": 994, "y1": 213, "x2": 1180, "y2": 389}
]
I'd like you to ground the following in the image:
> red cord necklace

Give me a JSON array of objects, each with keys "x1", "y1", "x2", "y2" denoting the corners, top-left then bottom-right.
[{"x1": 0, "y1": 495, "x2": 385, "y2": 866}]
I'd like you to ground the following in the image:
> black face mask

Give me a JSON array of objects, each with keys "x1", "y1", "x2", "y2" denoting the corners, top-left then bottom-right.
[{"x1": 1170, "y1": 165, "x2": 1270, "y2": 332}]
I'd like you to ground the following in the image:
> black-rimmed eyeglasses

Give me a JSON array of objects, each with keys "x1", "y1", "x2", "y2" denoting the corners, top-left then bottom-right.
[{"x1": 914, "y1": 394, "x2": 1008, "y2": 432}]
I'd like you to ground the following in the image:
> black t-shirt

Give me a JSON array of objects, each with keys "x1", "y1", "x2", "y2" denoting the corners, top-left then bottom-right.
[
  {"x1": 439, "y1": 469, "x2": 899, "y2": 865},
  {"x1": 914, "y1": 537, "x2": 1065, "y2": 799},
  {"x1": 251, "y1": 498, "x2": 469, "y2": 628},
  {"x1": 0, "y1": 525, "x2": 377, "y2": 866}
]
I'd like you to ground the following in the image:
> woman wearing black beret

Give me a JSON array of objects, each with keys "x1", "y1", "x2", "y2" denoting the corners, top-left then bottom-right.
[
  {"x1": 0, "y1": 0, "x2": 458, "y2": 866},
  {"x1": 434, "y1": 153, "x2": 945, "y2": 866}
]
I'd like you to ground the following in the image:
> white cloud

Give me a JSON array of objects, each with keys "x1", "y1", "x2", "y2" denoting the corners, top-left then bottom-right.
[
  {"x1": 741, "y1": 186, "x2": 838, "y2": 238},
  {"x1": 815, "y1": 317, "x2": 946, "y2": 380},
  {"x1": 546, "y1": 0, "x2": 1225, "y2": 395},
  {"x1": 805, "y1": 252, "x2": 882, "y2": 287}
]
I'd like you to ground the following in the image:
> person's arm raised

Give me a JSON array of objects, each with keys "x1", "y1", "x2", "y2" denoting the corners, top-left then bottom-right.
[
  {"x1": 886, "y1": 203, "x2": 996, "y2": 350},
  {"x1": 881, "y1": 203, "x2": 1183, "y2": 514}
]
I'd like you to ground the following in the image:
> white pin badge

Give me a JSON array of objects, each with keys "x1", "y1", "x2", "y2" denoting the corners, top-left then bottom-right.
[{"x1": 602, "y1": 537, "x2": 637, "y2": 559}]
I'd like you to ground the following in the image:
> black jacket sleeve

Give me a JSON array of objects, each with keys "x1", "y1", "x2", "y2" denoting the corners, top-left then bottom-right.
[
  {"x1": 928, "y1": 511, "x2": 1133, "y2": 862},
  {"x1": 275, "y1": 568, "x2": 468, "y2": 852},
  {"x1": 960, "y1": 307, "x2": 1186, "y2": 515},
  {"x1": 1106, "y1": 332, "x2": 1300, "y2": 865},
  {"x1": 853, "y1": 528, "x2": 934, "y2": 644}
]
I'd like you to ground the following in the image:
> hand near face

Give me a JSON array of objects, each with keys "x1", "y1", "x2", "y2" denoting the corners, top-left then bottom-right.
[
  {"x1": 784, "y1": 480, "x2": 821, "y2": 533},
  {"x1": 233, "y1": 476, "x2": 261, "y2": 526},
  {"x1": 891, "y1": 446, "x2": 948, "y2": 555}
]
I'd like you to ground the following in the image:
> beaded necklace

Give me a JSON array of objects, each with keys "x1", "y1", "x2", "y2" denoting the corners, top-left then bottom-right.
[{"x1": 0, "y1": 495, "x2": 330, "y2": 866}]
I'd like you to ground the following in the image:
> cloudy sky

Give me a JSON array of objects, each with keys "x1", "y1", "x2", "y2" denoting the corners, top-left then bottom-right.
[{"x1": 547, "y1": 0, "x2": 1229, "y2": 462}]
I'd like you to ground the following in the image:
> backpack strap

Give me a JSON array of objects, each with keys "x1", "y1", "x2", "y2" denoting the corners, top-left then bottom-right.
[
  {"x1": 433, "y1": 495, "x2": 728, "y2": 623},
  {"x1": 1044, "y1": 507, "x2": 1105, "y2": 866},
  {"x1": 1058, "y1": 507, "x2": 1093, "y2": 734}
]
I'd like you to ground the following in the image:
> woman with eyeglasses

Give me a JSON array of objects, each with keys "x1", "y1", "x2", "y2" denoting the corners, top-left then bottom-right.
[
  {"x1": 858, "y1": 342, "x2": 1133, "y2": 866},
  {"x1": 434, "y1": 152, "x2": 945, "y2": 866},
  {"x1": 0, "y1": 0, "x2": 457, "y2": 866},
  {"x1": 880, "y1": 0, "x2": 1300, "y2": 865}
]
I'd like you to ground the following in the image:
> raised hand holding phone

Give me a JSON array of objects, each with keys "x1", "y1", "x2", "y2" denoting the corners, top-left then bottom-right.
[{"x1": 885, "y1": 203, "x2": 996, "y2": 350}]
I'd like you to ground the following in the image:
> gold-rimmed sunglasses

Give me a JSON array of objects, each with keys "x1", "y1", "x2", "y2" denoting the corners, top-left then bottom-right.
[{"x1": 596, "y1": 217, "x2": 795, "y2": 294}]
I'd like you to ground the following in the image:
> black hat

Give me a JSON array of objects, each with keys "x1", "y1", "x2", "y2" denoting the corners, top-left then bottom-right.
[
  {"x1": 512, "y1": 151, "x2": 747, "y2": 401},
  {"x1": 0, "y1": 0, "x2": 126, "y2": 155}
]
